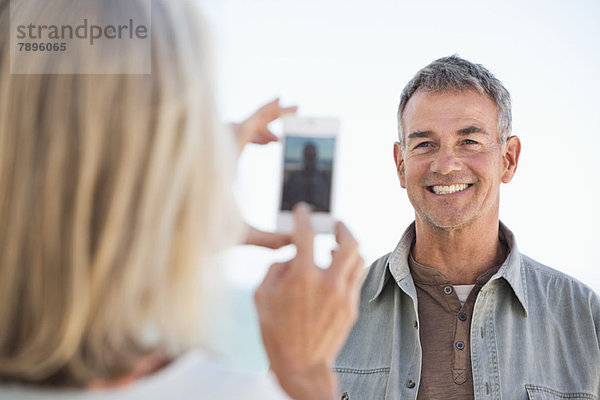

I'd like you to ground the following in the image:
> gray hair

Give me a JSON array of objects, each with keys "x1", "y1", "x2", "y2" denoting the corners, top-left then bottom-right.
[{"x1": 397, "y1": 55, "x2": 511, "y2": 150}]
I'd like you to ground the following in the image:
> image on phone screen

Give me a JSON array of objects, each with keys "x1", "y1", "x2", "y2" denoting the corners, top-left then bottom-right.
[{"x1": 280, "y1": 136, "x2": 335, "y2": 212}]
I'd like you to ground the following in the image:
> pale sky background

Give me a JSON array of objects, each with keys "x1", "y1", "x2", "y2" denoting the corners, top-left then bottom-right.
[{"x1": 197, "y1": 0, "x2": 600, "y2": 370}]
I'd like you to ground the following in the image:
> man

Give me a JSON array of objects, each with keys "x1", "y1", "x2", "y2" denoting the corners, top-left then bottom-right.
[{"x1": 334, "y1": 55, "x2": 600, "y2": 399}]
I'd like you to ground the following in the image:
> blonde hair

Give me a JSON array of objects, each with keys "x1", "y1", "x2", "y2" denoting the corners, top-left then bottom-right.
[{"x1": 0, "y1": 0, "x2": 240, "y2": 386}]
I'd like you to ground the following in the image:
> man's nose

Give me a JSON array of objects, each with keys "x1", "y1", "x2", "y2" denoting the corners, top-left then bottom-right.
[{"x1": 429, "y1": 148, "x2": 462, "y2": 175}]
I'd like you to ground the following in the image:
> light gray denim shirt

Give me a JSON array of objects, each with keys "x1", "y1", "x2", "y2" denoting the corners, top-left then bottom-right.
[{"x1": 335, "y1": 222, "x2": 600, "y2": 400}]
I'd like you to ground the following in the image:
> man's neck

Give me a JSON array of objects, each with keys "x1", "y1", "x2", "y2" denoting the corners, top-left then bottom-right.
[{"x1": 411, "y1": 215, "x2": 506, "y2": 285}]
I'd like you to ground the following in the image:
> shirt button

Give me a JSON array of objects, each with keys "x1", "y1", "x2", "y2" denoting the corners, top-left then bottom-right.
[
  {"x1": 406, "y1": 380, "x2": 416, "y2": 389},
  {"x1": 444, "y1": 286, "x2": 453, "y2": 295},
  {"x1": 456, "y1": 341, "x2": 465, "y2": 350},
  {"x1": 458, "y1": 312, "x2": 467, "y2": 321},
  {"x1": 341, "y1": 392, "x2": 350, "y2": 400}
]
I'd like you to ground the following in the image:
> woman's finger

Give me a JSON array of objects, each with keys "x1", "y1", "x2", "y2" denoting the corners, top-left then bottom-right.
[{"x1": 292, "y1": 203, "x2": 315, "y2": 267}]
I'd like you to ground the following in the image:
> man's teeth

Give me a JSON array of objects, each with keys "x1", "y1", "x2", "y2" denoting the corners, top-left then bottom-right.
[{"x1": 431, "y1": 184, "x2": 469, "y2": 195}]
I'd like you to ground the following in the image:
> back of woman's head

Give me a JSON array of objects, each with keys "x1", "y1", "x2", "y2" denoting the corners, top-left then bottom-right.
[{"x1": 0, "y1": 0, "x2": 238, "y2": 386}]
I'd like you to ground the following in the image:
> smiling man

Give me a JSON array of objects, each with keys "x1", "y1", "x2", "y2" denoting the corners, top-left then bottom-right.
[{"x1": 334, "y1": 56, "x2": 600, "y2": 400}]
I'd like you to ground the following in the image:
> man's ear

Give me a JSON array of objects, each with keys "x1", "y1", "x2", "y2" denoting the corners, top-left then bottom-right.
[
  {"x1": 393, "y1": 142, "x2": 406, "y2": 188},
  {"x1": 501, "y1": 136, "x2": 521, "y2": 184}
]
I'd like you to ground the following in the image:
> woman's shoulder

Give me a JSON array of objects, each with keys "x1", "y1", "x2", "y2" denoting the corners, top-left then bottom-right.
[{"x1": 0, "y1": 351, "x2": 290, "y2": 400}]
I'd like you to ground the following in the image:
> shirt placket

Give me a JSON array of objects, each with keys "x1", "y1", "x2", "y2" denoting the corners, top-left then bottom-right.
[
  {"x1": 453, "y1": 291, "x2": 473, "y2": 385},
  {"x1": 471, "y1": 282, "x2": 501, "y2": 400}
]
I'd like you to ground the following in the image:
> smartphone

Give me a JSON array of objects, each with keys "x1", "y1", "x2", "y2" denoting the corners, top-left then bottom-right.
[{"x1": 277, "y1": 116, "x2": 339, "y2": 234}]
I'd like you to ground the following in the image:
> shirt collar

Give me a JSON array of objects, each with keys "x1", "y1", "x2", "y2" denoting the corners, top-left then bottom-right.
[
  {"x1": 369, "y1": 223, "x2": 415, "y2": 303},
  {"x1": 493, "y1": 221, "x2": 528, "y2": 316},
  {"x1": 369, "y1": 221, "x2": 529, "y2": 316}
]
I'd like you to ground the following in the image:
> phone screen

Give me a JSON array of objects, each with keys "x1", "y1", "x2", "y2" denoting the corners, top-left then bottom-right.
[{"x1": 280, "y1": 135, "x2": 336, "y2": 212}]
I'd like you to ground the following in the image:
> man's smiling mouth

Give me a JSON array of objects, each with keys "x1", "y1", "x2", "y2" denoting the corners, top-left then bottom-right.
[{"x1": 427, "y1": 183, "x2": 473, "y2": 195}]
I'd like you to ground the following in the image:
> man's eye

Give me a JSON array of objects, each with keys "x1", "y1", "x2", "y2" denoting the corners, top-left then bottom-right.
[
  {"x1": 415, "y1": 142, "x2": 431, "y2": 148},
  {"x1": 464, "y1": 139, "x2": 478, "y2": 145}
]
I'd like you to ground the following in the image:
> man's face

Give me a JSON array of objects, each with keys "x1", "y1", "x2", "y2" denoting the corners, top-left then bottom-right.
[{"x1": 394, "y1": 89, "x2": 520, "y2": 230}]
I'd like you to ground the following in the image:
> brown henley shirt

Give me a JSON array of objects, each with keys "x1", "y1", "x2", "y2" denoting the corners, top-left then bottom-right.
[{"x1": 408, "y1": 254, "x2": 501, "y2": 400}]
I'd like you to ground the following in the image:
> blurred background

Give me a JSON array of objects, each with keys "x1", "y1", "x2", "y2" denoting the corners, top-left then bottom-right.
[{"x1": 197, "y1": 0, "x2": 600, "y2": 371}]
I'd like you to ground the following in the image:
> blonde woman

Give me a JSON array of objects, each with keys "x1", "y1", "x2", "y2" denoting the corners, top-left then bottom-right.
[{"x1": 0, "y1": 0, "x2": 363, "y2": 399}]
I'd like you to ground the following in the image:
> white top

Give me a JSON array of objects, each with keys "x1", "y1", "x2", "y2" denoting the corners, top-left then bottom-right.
[
  {"x1": 452, "y1": 284, "x2": 475, "y2": 306},
  {"x1": 0, "y1": 351, "x2": 290, "y2": 400}
]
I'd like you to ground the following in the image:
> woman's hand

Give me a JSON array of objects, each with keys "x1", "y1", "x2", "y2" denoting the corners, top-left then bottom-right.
[
  {"x1": 244, "y1": 225, "x2": 292, "y2": 250},
  {"x1": 233, "y1": 98, "x2": 297, "y2": 152},
  {"x1": 234, "y1": 98, "x2": 297, "y2": 250},
  {"x1": 254, "y1": 203, "x2": 364, "y2": 400}
]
